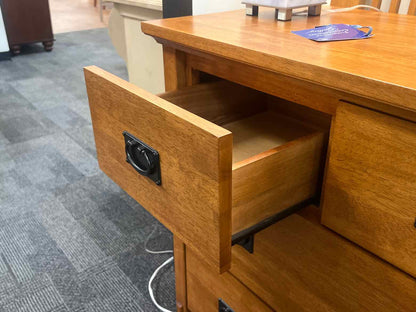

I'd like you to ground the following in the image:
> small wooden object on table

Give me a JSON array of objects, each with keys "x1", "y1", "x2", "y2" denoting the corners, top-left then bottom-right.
[{"x1": 243, "y1": 0, "x2": 326, "y2": 20}]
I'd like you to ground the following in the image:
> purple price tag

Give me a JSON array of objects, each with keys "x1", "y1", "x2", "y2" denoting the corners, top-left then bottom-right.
[{"x1": 292, "y1": 24, "x2": 373, "y2": 42}]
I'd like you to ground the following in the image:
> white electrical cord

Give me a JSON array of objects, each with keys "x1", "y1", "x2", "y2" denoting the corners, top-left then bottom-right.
[
  {"x1": 294, "y1": 4, "x2": 381, "y2": 15},
  {"x1": 145, "y1": 227, "x2": 174, "y2": 255},
  {"x1": 145, "y1": 226, "x2": 174, "y2": 312},
  {"x1": 327, "y1": 4, "x2": 382, "y2": 12},
  {"x1": 148, "y1": 256, "x2": 174, "y2": 312}
]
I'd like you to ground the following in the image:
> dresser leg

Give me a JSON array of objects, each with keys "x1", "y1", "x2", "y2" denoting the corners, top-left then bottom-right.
[
  {"x1": 43, "y1": 40, "x2": 54, "y2": 52},
  {"x1": 11, "y1": 45, "x2": 21, "y2": 55},
  {"x1": 174, "y1": 236, "x2": 188, "y2": 312},
  {"x1": 246, "y1": 4, "x2": 259, "y2": 16}
]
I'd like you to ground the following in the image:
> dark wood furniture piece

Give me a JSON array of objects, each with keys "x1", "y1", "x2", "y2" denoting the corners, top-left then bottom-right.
[
  {"x1": 1, "y1": 0, "x2": 54, "y2": 54},
  {"x1": 85, "y1": 7, "x2": 416, "y2": 312}
]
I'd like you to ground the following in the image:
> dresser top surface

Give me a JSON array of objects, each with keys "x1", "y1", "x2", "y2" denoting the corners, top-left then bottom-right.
[{"x1": 142, "y1": 8, "x2": 416, "y2": 111}]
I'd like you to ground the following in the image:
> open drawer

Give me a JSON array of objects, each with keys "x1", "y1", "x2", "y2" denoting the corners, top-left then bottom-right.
[{"x1": 84, "y1": 66, "x2": 325, "y2": 272}]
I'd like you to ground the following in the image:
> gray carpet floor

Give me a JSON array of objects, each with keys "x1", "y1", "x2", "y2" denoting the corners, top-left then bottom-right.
[{"x1": 0, "y1": 28, "x2": 176, "y2": 312}]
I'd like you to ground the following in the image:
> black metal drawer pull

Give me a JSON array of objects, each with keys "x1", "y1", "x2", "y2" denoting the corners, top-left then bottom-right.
[
  {"x1": 123, "y1": 131, "x2": 161, "y2": 185},
  {"x1": 219, "y1": 299, "x2": 234, "y2": 312}
]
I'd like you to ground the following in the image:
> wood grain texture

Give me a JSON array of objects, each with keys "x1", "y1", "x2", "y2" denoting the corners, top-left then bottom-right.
[
  {"x1": 187, "y1": 51, "x2": 338, "y2": 116},
  {"x1": 174, "y1": 236, "x2": 188, "y2": 312},
  {"x1": 321, "y1": 102, "x2": 416, "y2": 278},
  {"x1": 186, "y1": 248, "x2": 273, "y2": 312},
  {"x1": 371, "y1": 0, "x2": 382, "y2": 8},
  {"x1": 330, "y1": 0, "x2": 366, "y2": 7},
  {"x1": 163, "y1": 46, "x2": 187, "y2": 91},
  {"x1": 160, "y1": 80, "x2": 268, "y2": 127},
  {"x1": 185, "y1": 52, "x2": 416, "y2": 123},
  {"x1": 142, "y1": 9, "x2": 416, "y2": 112},
  {"x1": 389, "y1": 0, "x2": 402, "y2": 12},
  {"x1": 162, "y1": 83, "x2": 326, "y2": 234},
  {"x1": 224, "y1": 112, "x2": 317, "y2": 163},
  {"x1": 408, "y1": 0, "x2": 416, "y2": 15},
  {"x1": 84, "y1": 66, "x2": 233, "y2": 273},
  {"x1": 230, "y1": 205, "x2": 416, "y2": 312},
  {"x1": 267, "y1": 97, "x2": 332, "y2": 130},
  {"x1": 232, "y1": 131, "x2": 324, "y2": 233}
]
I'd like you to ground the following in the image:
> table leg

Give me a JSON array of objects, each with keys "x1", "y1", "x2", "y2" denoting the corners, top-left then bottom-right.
[
  {"x1": 308, "y1": 5, "x2": 322, "y2": 16},
  {"x1": 275, "y1": 8, "x2": 293, "y2": 21},
  {"x1": 246, "y1": 4, "x2": 259, "y2": 16}
]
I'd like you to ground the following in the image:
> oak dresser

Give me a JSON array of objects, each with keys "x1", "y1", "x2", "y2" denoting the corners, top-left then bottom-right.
[{"x1": 84, "y1": 8, "x2": 416, "y2": 312}]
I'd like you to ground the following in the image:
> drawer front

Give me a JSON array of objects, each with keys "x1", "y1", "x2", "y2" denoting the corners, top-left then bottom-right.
[
  {"x1": 186, "y1": 248, "x2": 273, "y2": 312},
  {"x1": 322, "y1": 102, "x2": 416, "y2": 277},
  {"x1": 84, "y1": 66, "x2": 233, "y2": 273},
  {"x1": 231, "y1": 206, "x2": 416, "y2": 312}
]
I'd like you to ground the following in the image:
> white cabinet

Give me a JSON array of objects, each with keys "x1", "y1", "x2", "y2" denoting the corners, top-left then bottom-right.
[
  {"x1": 0, "y1": 7, "x2": 9, "y2": 54},
  {"x1": 193, "y1": 0, "x2": 244, "y2": 15},
  {"x1": 108, "y1": 0, "x2": 244, "y2": 94},
  {"x1": 109, "y1": 1, "x2": 164, "y2": 94}
]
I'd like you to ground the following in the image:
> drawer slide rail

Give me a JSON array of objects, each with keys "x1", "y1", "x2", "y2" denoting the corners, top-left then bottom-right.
[
  {"x1": 219, "y1": 299, "x2": 235, "y2": 312},
  {"x1": 232, "y1": 198, "x2": 315, "y2": 253}
]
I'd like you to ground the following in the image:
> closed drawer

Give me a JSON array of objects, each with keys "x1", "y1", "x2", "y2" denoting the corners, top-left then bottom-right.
[
  {"x1": 186, "y1": 247, "x2": 273, "y2": 312},
  {"x1": 322, "y1": 102, "x2": 416, "y2": 277},
  {"x1": 188, "y1": 205, "x2": 416, "y2": 312},
  {"x1": 230, "y1": 206, "x2": 416, "y2": 312},
  {"x1": 84, "y1": 66, "x2": 325, "y2": 273}
]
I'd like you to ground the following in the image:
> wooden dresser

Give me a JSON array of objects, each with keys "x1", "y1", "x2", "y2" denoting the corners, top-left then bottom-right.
[
  {"x1": 84, "y1": 8, "x2": 416, "y2": 312},
  {"x1": 1, "y1": 0, "x2": 54, "y2": 54}
]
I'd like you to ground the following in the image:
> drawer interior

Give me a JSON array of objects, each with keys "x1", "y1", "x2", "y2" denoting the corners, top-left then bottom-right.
[
  {"x1": 161, "y1": 80, "x2": 328, "y2": 234},
  {"x1": 223, "y1": 111, "x2": 314, "y2": 164},
  {"x1": 160, "y1": 80, "x2": 323, "y2": 166}
]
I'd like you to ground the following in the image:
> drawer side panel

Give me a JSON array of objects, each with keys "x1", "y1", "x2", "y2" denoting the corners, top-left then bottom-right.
[{"x1": 232, "y1": 131, "x2": 324, "y2": 233}]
